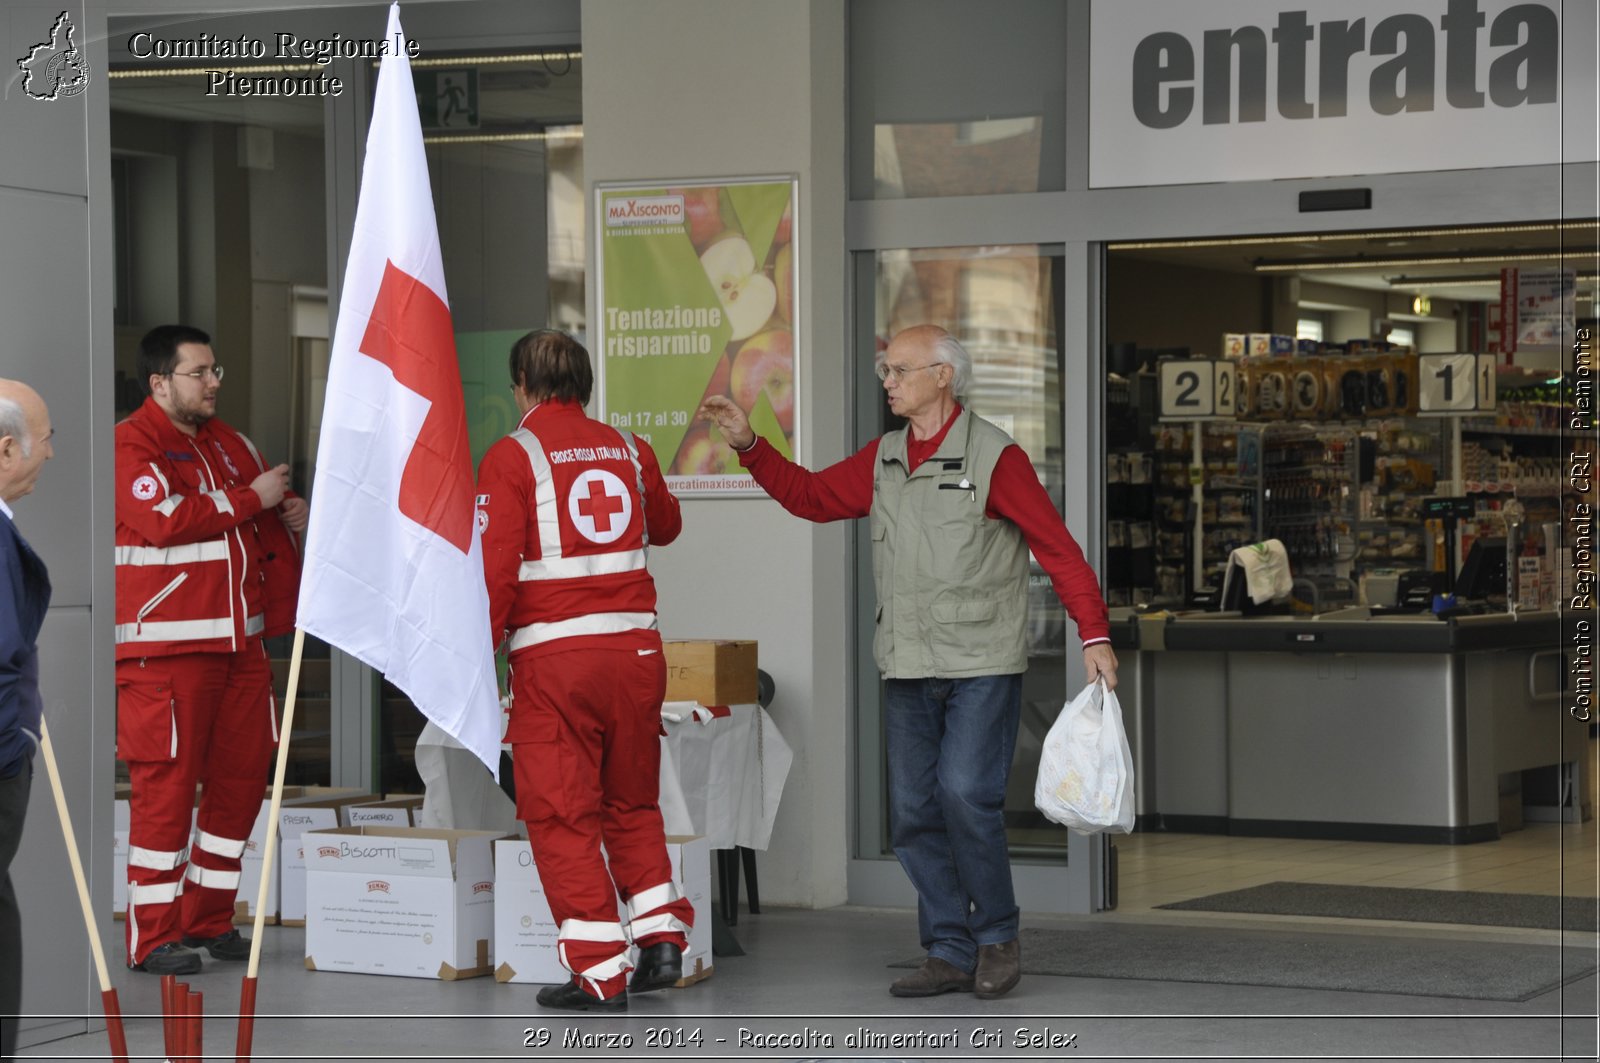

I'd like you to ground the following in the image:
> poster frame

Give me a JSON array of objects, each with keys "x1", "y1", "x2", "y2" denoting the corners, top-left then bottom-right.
[{"x1": 593, "y1": 173, "x2": 801, "y2": 498}]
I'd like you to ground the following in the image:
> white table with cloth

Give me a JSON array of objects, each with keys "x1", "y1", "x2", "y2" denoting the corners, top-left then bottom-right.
[{"x1": 413, "y1": 701, "x2": 792, "y2": 850}]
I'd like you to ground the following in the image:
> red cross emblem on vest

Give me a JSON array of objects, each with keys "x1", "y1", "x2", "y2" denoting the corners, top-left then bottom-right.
[{"x1": 568, "y1": 469, "x2": 632, "y2": 545}]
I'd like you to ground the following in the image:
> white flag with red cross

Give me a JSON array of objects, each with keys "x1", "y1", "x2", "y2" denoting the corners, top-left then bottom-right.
[{"x1": 297, "y1": 2, "x2": 501, "y2": 776}]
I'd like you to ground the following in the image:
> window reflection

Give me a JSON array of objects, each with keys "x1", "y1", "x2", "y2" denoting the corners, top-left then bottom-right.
[{"x1": 872, "y1": 245, "x2": 1070, "y2": 856}]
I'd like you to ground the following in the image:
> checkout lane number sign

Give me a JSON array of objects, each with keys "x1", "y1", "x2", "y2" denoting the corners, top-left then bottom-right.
[
  {"x1": 1417, "y1": 353, "x2": 1497, "y2": 414},
  {"x1": 1159, "y1": 359, "x2": 1237, "y2": 420}
]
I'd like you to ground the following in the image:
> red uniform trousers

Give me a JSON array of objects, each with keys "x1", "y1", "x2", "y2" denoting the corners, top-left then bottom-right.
[
  {"x1": 116, "y1": 641, "x2": 276, "y2": 965},
  {"x1": 510, "y1": 644, "x2": 693, "y2": 999}
]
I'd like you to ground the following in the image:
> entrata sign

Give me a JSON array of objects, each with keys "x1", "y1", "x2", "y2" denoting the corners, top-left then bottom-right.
[{"x1": 1090, "y1": 0, "x2": 1596, "y2": 187}]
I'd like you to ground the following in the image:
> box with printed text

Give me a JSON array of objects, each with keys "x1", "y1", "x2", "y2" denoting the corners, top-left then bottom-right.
[
  {"x1": 493, "y1": 836, "x2": 712, "y2": 987},
  {"x1": 304, "y1": 826, "x2": 502, "y2": 980}
]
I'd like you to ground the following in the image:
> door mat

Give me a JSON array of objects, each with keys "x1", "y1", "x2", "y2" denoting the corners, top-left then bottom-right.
[
  {"x1": 891, "y1": 924, "x2": 1594, "y2": 1001},
  {"x1": 1157, "y1": 881, "x2": 1598, "y2": 933}
]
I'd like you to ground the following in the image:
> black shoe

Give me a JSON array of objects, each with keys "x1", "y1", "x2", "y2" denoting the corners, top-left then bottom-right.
[
  {"x1": 629, "y1": 942, "x2": 683, "y2": 993},
  {"x1": 128, "y1": 941, "x2": 202, "y2": 976},
  {"x1": 181, "y1": 929, "x2": 251, "y2": 962},
  {"x1": 536, "y1": 979, "x2": 628, "y2": 1012}
]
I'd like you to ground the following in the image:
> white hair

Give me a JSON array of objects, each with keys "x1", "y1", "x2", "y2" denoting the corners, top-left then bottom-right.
[
  {"x1": 0, "y1": 397, "x2": 29, "y2": 457},
  {"x1": 929, "y1": 332, "x2": 973, "y2": 401}
]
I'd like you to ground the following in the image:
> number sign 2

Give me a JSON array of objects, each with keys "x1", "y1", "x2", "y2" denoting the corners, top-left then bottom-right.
[{"x1": 1160, "y1": 359, "x2": 1234, "y2": 420}]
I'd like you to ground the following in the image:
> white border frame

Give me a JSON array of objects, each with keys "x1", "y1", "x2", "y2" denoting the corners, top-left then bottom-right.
[{"x1": 593, "y1": 173, "x2": 802, "y2": 497}]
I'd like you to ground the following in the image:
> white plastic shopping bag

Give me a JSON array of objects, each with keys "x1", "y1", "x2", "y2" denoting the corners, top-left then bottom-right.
[{"x1": 1033, "y1": 678, "x2": 1135, "y2": 834}]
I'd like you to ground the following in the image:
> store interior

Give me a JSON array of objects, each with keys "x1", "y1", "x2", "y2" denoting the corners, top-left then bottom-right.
[
  {"x1": 1101, "y1": 219, "x2": 1597, "y2": 925},
  {"x1": 1105, "y1": 219, "x2": 1596, "y2": 611}
]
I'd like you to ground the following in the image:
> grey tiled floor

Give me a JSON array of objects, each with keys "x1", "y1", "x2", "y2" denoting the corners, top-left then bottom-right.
[{"x1": 15, "y1": 898, "x2": 1598, "y2": 1062}]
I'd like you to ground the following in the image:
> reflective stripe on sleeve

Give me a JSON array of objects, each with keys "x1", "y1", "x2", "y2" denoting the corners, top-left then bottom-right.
[{"x1": 205, "y1": 490, "x2": 235, "y2": 515}]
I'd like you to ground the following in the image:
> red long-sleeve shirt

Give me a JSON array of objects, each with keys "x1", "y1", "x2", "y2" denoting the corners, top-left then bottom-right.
[{"x1": 738, "y1": 407, "x2": 1111, "y2": 647}]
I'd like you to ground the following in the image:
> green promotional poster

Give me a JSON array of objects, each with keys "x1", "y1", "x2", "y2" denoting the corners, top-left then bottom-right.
[{"x1": 595, "y1": 177, "x2": 798, "y2": 494}]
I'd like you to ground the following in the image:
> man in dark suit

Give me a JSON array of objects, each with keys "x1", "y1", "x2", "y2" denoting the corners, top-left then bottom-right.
[{"x1": 0, "y1": 379, "x2": 54, "y2": 1060}]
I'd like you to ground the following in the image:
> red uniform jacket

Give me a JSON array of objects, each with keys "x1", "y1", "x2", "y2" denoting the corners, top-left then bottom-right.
[
  {"x1": 114, "y1": 397, "x2": 301, "y2": 659},
  {"x1": 476, "y1": 400, "x2": 682, "y2": 662}
]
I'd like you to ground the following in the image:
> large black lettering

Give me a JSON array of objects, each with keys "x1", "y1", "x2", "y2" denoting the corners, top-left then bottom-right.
[
  {"x1": 1440, "y1": 0, "x2": 1486, "y2": 108},
  {"x1": 1272, "y1": 10, "x2": 1315, "y2": 119},
  {"x1": 1202, "y1": 25, "x2": 1268, "y2": 124},
  {"x1": 1317, "y1": 19, "x2": 1366, "y2": 117},
  {"x1": 1488, "y1": 4, "x2": 1558, "y2": 106},
  {"x1": 1132, "y1": 32, "x2": 1194, "y2": 129},
  {"x1": 1370, "y1": 13, "x2": 1436, "y2": 114}
]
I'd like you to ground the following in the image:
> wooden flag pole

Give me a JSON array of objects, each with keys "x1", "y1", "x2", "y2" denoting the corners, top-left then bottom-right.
[
  {"x1": 236, "y1": 625, "x2": 307, "y2": 1063},
  {"x1": 37, "y1": 717, "x2": 130, "y2": 1063}
]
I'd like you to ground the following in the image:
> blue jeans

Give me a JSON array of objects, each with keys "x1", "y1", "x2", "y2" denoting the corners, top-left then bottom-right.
[{"x1": 884, "y1": 673, "x2": 1022, "y2": 973}]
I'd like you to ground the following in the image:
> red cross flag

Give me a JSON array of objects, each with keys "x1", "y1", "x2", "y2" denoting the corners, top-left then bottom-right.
[{"x1": 297, "y1": 2, "x2": 500, "y2": 775}]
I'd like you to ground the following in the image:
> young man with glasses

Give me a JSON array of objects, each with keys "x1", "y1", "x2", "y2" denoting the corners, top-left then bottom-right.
[
  {"x1": 113, "y1": 324, "x2": 306, "y2": 975},
  {"x1": 699, "y1": 324, "x2": 1116, "y2": 1001}
]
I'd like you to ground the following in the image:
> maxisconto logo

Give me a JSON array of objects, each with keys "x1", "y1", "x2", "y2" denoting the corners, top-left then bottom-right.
[
  {"x1": 605, "y1": 194, "x2": 685, "y2": 227},
  {"x1": 1130, "y1": 0, "x2": 1557, "y2": 129}
]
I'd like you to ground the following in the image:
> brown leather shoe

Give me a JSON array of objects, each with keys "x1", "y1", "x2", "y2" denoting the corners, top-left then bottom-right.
[
  {"x1": 889, "y1": 956, "x2": 974, "y2": 997},
  {"x1": 975, "y1": 938, "x2": 1021, "y2": 999}
]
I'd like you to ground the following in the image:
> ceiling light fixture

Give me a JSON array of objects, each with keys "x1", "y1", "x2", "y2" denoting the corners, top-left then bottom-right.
[
  {"x1": 1255, "y1": 249, "x2": 1582, "y2": 272},
  {"x1": 1109, "y1": 220, "x2": 1600, "y2": 252},
  {"x1": 109, "y1": 49, "x2": 581, "y2": 79},
  {"x1": 423, "y1": 129, "x2": 583, "y2": 145}
]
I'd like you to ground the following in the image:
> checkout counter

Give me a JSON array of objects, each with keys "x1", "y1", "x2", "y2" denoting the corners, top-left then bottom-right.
[{"x1": 1111, "y1": 607, "x2": 1588, "y2": 844}]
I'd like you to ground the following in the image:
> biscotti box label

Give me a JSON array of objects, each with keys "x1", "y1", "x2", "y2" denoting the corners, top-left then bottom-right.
[{"x1": 304, "y1": 826, "x2": 499, "y2": 980}]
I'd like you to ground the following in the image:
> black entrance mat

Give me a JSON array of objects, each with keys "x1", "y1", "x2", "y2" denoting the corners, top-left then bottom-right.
[
  {"x1": 892, "y1": 924, "x2": 1594, "y2": 1001},
  {"x1": 1157, "y1": 881, "x2": 1598, "y2": 932}
]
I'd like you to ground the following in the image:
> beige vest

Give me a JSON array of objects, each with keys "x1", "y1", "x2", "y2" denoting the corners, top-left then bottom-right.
[{"x1": 870, "y1": 409, "x2": 1029, "y2": 678}]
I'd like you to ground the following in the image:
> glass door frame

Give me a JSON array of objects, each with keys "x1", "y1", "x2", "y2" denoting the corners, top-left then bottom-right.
[{"x1": 843, "y1": 242, "x2": 1112, "y2": 915}]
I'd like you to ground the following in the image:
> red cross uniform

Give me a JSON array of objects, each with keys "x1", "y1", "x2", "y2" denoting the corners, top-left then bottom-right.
[
  {"x1": 113, "y1": 396, "x2": 301, "y2": 966},
  {"x1": 476, "y1": 399, "x2": 693, "y2": 999}
]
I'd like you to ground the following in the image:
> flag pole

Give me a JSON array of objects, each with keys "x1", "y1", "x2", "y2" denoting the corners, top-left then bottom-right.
[
  {"x1": 37, "y1": 718, "x2": 129, "y2": 1063},
  {"x1": 236, "y1": 625, "x2": 306, "y2": 1063}
]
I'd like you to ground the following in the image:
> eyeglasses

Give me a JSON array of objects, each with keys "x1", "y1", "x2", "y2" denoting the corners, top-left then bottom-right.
[
  {"x1": 168, "y1": 365, "x2": 224, "y2": 382},
  {"x1": 875, "y1": 362, "x2": 940, "y2": 382}
]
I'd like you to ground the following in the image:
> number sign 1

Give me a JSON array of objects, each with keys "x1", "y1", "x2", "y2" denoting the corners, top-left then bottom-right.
[{"x1": 1417, "y1": 353, "x2": 1497, "y2": 414}]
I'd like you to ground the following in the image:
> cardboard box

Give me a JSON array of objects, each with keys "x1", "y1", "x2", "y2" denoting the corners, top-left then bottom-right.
[
  {"x1": 278, "y1": 792, "x2": 380, "y2": 926},
  {"x1": 234, "y1": 799, "x2": 281, "y2": 925},
  {"x1": 304, "y1": 826, "x2": 501, "y2": 980},
  {"x1": 493, "y1": 836, "x2": 712, "y2": 987},
  {"x1": 343, "y1": 796, "x2": 425, "y2": 828},
  {"x1": 663, "y1": 639, "x2": 757, "y2": 706}
]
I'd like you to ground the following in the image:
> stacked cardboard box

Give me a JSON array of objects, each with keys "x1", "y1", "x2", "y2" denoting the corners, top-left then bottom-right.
[
  {"x1": 493, "y1": 835, "x2": 712, "y2": 987},
  {"x1": 663, "y1": 639, "x2": 758, "y2": 705},
  {"x1": 304, "y1": 826, "x2": 503, "y2": 980}
]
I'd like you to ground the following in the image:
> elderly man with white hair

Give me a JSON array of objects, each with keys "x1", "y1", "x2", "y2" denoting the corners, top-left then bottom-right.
[{"x1": 699, "y1": 324, "x2": 1116, "y2": 1002}]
